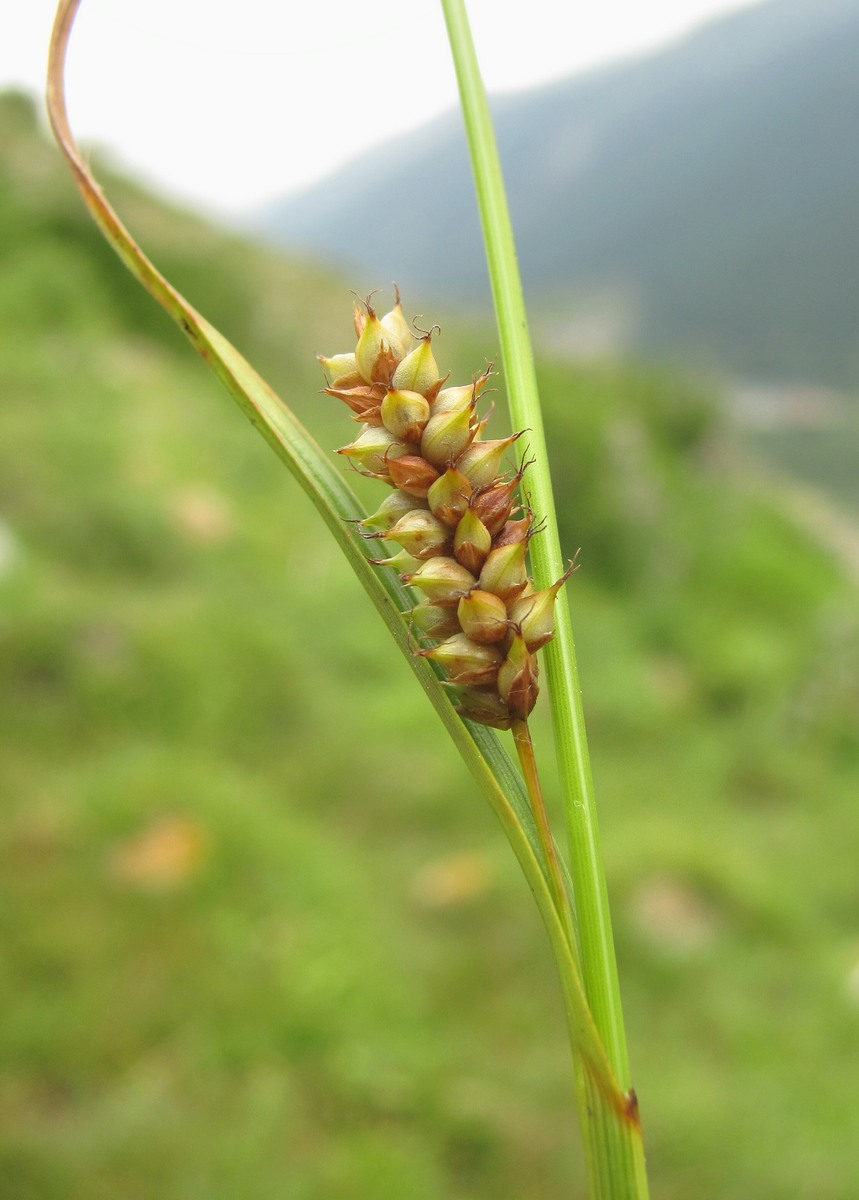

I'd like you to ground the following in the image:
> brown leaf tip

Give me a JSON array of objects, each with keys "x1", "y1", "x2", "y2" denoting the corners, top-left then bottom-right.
[{"x1": 624, "y1": 1087, "x2": 641, "y2": 1129}]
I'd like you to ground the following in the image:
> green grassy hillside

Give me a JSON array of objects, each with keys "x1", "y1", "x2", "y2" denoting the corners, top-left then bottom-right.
[{"x1": 3, "y1": 91, "x2": 859, "y2": 1199}]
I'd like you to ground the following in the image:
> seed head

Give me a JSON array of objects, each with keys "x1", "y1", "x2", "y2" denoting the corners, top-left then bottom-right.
[
  {"x1": 507, "y1": 570, "x2": 567, "y2": 651},
  {"x1": 380, "y1": 293, "x2": 414, "y2": 350},
  {"x1": 320, "y1": 292, "x2": 573, "y2": 728},
  {"x1": 453, "y1": 686, "x2": 514, "y2": 730},
  {"x1": 433, "y1": 366, "x2": 492, "y2": 415},
  {"x1": 369, "y1": 548, "x2": 422, "y2": 573}
]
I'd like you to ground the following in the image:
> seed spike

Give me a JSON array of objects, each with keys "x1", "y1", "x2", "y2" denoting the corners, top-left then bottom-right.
[
  {"x1": 322, "y1": 291, "x2": 561, "y2": 727},
  {"x1": 421, "y1": 398, "x2": 477, "y2": 469}
]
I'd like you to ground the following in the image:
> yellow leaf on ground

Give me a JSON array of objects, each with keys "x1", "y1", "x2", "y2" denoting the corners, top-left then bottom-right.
[
  {"x1": 108, "y1": 815, "x2": 208, "y2": 890},
  {"x1": 411, "y1": 850, "x2": 493, "y2": 909}
]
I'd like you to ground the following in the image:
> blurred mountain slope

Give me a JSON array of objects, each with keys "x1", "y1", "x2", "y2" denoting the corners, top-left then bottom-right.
[{"x1": 259, "y1": 0, "x2": 859, "y2": 385}]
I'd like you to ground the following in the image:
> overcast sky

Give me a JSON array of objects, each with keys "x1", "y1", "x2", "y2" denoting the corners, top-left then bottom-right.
[{"x1": 6, "y1": 0, "x2": 764, "y2": 216}]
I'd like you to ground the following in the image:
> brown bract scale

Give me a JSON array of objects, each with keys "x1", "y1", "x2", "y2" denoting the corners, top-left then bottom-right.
[
  {"x1": 497, "y1": 634, "x2": 540, "y2": 721},
  {"x1": 324, "y1": 380, "x2": 387, "y2": 423},
  {"x1": 320, "y1": 293, "x2": 572, "y2": 728},
  {"x1": 387, "y1": 454, "x2": 440, "y2": 498},
  {"x1": 493, "y1": 516, "x2": 534, "y2": 548},
  {"x1": 470, "y1": 476, "x2": 519, "y2": 537}
]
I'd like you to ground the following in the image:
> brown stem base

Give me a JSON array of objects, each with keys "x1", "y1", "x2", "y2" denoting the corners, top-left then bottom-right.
[{"x1": 511, "y1": 718, "x2": 574, "y2": 946}]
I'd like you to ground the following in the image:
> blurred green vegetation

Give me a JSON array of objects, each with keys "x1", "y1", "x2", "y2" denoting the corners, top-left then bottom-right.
[
  {"x1": 2, "y1": 91, "x2": 859, "y2": 1199},
  {"x1": 749, "y1": 409, "x2": 859, "y2": 519}
]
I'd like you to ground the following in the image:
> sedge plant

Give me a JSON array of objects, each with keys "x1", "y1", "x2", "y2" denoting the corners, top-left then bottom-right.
[{"x1": 47, "y1": 0, "x2": 649, "y2": 1194}]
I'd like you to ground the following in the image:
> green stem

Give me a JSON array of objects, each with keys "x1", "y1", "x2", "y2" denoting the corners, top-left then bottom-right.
[{"x1": 440, "y1": 2, "x2": 649, "y2": 1195}]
